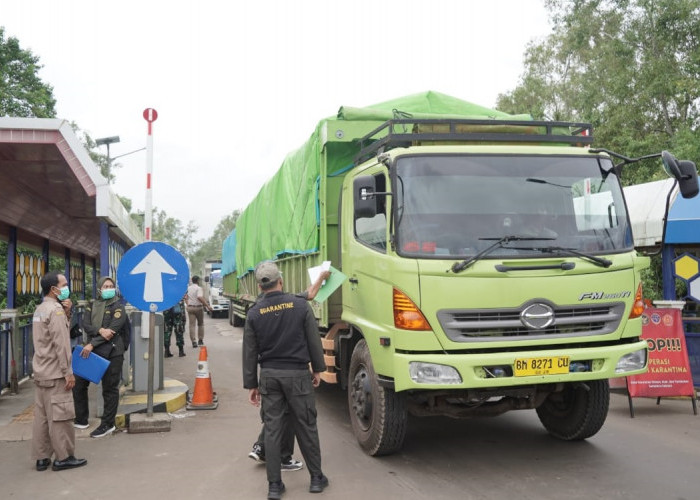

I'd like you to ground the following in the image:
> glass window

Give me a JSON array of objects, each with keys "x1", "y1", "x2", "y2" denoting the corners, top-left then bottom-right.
[
  {"x1": 395, "y1": 154, "x2": 632, "y2": 258},
  {"x1": 355, "y1": 173, "x2": 387, "y2": 251}
]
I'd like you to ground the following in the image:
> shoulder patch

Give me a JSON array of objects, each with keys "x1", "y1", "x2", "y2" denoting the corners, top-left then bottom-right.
[
  {"x1": 115, "y1": 311, "x2": 122, "y2": 319},
  {"x1": 55, "y1": 310, "x2": 64, "y2": 316}
]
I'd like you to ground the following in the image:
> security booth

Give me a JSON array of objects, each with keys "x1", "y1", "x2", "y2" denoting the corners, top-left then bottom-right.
[
  {"x1": 0, "y1": 117, "x2": 142, "y2": 395},
  {"x1": 625, "y1": 179, "x2": 700, "y2": 387}
]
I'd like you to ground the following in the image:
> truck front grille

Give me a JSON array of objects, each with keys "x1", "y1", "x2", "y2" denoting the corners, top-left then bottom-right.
[{"x1": 436, "y1": 302, "x2": 625, "y2": 342}]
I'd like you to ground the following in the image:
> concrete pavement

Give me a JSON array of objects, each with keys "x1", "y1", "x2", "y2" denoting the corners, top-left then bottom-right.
[{"x1": 0, "y1": 316, "x2": 344, "y2": 500}]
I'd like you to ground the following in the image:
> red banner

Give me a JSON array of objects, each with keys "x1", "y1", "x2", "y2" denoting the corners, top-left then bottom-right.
[{"x1": 627, "y1": 308, "x2": 695, "y2": 398}]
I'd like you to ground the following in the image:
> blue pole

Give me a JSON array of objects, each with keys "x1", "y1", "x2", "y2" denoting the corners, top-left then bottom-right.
[
  {"x1": 7, "y1": 227, "x2": 17, "y2": 309},
  {"x1": 100, "y1": 221, "x2": 110, "y2": 279},
  {"x1": 80, "y1": 253, "x2": 86, "y2": 300},
  {"x1": 662, "y1": 244, "x2": 676, "y2": 300}
]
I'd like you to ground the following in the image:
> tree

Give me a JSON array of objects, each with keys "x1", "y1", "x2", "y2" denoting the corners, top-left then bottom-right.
[
  {"x1": 0, "y1": 27, "x2": 56, "y2": 118},
  {"x1": 148, "y1": 207, "x2": 201, "y2": 260},
  {"x1": 189, "y1": 210, "x2": 240, "y2": 275},
  {"x1": 497, "y1": 0, "x2": 700, "y2": 186}
]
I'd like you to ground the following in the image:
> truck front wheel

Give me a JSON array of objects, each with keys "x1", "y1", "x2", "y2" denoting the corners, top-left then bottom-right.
[
  {"x1": 536, "y1": 380, "x2": 609, "y2": 441},
  {"x1": 347, "y1": 339, "x2": 407, "y2": 456}
]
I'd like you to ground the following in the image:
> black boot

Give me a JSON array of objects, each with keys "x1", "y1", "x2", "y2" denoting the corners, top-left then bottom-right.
[
  {"x1": 164, "y1": 347, "x2": 173, "y2": 358},
  {"x1": 178, "y1": 346, "x2": 186, "y2": 357}
]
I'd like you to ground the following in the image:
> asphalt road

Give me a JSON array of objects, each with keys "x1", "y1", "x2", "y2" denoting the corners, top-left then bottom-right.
[{"x1": 1, "y1": 316, "x2": 698, "y2": 500}]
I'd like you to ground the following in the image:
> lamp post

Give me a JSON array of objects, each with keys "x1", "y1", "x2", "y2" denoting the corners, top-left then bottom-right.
[
  {"x1": 95, "y1": 136, "x2": 121, "y2": 176},
  {"x1": 95, "y1": 135, "x2": 120, "y2": 160}
]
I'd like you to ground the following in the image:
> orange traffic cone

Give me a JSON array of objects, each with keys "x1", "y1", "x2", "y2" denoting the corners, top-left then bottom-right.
[{"x1": 186, "y1": 346, "x2": 219, "y2": 410}]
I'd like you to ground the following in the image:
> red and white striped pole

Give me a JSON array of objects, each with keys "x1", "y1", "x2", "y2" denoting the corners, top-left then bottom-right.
[{"x1": 142, "y1": 108, "x2": 158, "y2": 241}]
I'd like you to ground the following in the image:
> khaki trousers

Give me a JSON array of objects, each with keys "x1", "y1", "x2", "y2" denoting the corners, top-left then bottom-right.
[
  {"x1": 32, "y1": 378, "x2": 76, "y2": 461},
  {"x1": 187, "y1": 306, "x2": 204, "y2": 342}
]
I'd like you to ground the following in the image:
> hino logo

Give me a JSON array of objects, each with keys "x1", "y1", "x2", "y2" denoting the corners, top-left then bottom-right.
[
  {"x1": 579, "y1": 291, "x2": 632, "y2": 301},
  {"x1": 520, "y1": 303, "x2": 555, "y2": 330}
]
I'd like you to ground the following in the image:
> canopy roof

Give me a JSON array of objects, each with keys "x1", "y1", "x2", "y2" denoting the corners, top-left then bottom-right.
[{"x1": 0, "y1": 117, "x2": 142, "y2": 256}]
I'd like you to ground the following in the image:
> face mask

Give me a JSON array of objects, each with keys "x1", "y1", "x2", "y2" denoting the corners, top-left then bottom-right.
[
  {"x1": 101, "y1": 288, "x2": 116, "y2": 300},
  {"x1": 55, "y1": 286, "x2": 70, "y2": 301}
]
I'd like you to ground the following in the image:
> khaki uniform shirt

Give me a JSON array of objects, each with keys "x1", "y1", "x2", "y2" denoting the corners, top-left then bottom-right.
[{"x1": 32, "y1": 297, "x2": 72, "y2": 381}]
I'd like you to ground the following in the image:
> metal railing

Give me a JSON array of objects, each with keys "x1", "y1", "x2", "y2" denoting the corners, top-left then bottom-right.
[{"x1": 1, "y1": 304, "x2": 86, "y2": 394}]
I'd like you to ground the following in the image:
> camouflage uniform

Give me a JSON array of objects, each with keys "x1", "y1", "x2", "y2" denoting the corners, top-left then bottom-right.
[{"x1": 164, "y1": 300, "x2": 186, "y2": 348}]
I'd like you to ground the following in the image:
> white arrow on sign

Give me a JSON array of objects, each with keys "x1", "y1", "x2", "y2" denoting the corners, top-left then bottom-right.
[{"x1": 129, "y1": 249, "x2": 177, "y2": 302}]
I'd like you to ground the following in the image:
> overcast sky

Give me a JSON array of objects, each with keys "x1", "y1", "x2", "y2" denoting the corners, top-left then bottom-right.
[{"x1": 1, "y1": 0, "x2": 551, "y2": 241}]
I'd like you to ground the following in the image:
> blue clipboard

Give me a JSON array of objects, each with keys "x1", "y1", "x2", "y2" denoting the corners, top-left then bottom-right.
[{"x1": 72, "y1": 345, "x2": 110, "y2": 384}]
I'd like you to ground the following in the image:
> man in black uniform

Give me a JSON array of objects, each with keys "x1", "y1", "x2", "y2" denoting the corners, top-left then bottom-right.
[{"x1": 243, "y1": 261, "x2": 329, "y2": 499}]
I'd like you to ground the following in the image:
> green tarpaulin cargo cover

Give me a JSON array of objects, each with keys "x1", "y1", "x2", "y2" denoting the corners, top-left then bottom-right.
[{"x1": 223, "y1": 91, "x2": 531, "y2": 277}]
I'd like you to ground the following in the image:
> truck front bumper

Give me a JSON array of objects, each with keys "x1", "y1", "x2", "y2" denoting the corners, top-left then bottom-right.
[{"x1": 391, "y1": 339, "x2": 648, "y2": 392}]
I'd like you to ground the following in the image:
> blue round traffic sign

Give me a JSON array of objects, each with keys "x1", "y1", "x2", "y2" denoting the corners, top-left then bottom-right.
[{"x1": 116, "y1": 242, "x2": 189, "y2": 312}]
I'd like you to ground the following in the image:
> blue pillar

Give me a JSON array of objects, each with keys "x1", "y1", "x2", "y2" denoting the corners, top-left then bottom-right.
[
  {"x1": 100, "y1": 221, "x2": 110, "y2": 280},
  {"x1": 92, "y1": 257, "x2": 97, "y2": 300},
  {"x1": 662, "y1": 244, "x2": 676, "y2": 300},
  {"x1": 64, "y1": 247, "x2": 71, "y2": 287},
  {"x1": 7, "y1": 227, "x2": 17, "y2": 309},
  {"x1": 80, "y1": 253, "x2": 86, "y2": 300},
  {"x1": 42, "y1": 239, "x2": 49, "y2": 275}
]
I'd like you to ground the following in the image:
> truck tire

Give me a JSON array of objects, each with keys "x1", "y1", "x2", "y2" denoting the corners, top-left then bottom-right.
[
  {"x1": 536, "y1": 380, "x2": 609, "y2": 441},
  {"x1": 232, "y1": 312, "x2": 245, "y2": 327},
  {"x1": 348, "y1": 339, "x2": 407, "y2": 456}
]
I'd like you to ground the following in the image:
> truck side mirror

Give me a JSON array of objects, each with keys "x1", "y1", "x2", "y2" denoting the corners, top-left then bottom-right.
[
  {"x1": 677, "y1": 160, "x2": 699, "y2": 199},
  {"x1": 354, "y1": 175, "x2": 377, "y2": 218},
  {"x1": 662, "y1": 151, "x2": 698, "y2": 199}
]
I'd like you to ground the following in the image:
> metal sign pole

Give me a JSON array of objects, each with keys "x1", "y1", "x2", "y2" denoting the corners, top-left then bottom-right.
[
  {"x1": 147, "y1": 311, "x2": 156, "y2": 417},
  {"x1": 143, "y1": 108, "x2": 158, "y2": 419}
]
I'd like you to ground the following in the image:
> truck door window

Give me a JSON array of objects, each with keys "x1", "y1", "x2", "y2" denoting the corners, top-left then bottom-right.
[{"x1": 354, "y1": 173, "x2": 387, "y2": 251}]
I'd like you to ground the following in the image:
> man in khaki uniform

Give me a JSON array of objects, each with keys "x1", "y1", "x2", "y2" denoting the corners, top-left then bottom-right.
[{"x1": 32, "y1": 271, "x2": 87, "y2": 472}]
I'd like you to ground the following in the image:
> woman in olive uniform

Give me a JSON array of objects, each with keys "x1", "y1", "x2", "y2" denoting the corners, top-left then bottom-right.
[{"x1": 73, "y1": 276, "x2": 127, "y2": 438}]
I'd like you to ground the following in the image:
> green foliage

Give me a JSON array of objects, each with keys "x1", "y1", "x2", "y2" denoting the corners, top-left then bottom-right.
[
  {"x1": 0, "y1": 27, "x2": 56, "y2": 118},
  {"x1": 189, "y1": 210, "x2": 240, "y2": 274},
  {"x1": 497, "y1": 0, "x2": 700, "y2": 186},
  {"x1": 70, "y1": 123, "x2": 119, "y2": 183},
  {"x1": 149, "y1": 207, "x2": 202, "y2": 260}
]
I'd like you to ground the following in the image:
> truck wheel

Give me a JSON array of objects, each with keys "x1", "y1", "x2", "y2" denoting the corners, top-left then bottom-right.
[
  {"x1": 536, "y1": 380, "x2": 609, "y2": 440},
  {"x1": 232, "y1": 313, "x2": 245, "y2": 327},
  {"x1": 347, "y1": 339, "x2": 407, "y2": 456}
]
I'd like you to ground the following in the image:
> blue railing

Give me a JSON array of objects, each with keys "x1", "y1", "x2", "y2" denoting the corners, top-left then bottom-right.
[
  {"x1": 1, "y1": 305, "x2": 86, "y2": 393},
  {"x1": 0, "y1": 318, "x2": 10, "y2": 390}
]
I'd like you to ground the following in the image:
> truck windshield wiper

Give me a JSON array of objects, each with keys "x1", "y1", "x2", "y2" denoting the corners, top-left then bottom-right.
[
  {"x1": 450, "y1": 236, "x2": 555, "y2": 274},
  {"x1": 537, "y1": 246, "x2": 613, "y2": 268}
]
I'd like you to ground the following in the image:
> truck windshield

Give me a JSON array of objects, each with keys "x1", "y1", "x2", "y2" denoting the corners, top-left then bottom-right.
[
  {"x1": 210, "y1": 271, "x2": 223, "y2": 289},
  {"x1": 395, "y1": 154, "x2": 633, "y2": 259}
]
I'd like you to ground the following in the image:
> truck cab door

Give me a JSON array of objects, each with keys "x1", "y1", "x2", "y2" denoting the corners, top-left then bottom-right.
[{"x1": 341, "y1": 169, "x2": 395, "y2": 329}]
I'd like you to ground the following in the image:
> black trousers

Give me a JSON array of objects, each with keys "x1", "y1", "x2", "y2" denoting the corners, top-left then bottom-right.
[
  {"x1": 260, "y1": 368, "x2": 322, "y2": 483},
  {"x1": 73, "y1": 355, "x2": 123, "y2": 427},
  {"x1": 255, "y1": 408, "x2": 295, "y2": 461}
]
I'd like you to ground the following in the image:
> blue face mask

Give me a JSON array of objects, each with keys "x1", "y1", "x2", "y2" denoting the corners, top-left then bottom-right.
[
  {"x1": 56, "y1": 286, "x2": 70, "y2": 301},
  {"x1": 101, "y1": 288, "x2": 116, "y2": 300}
]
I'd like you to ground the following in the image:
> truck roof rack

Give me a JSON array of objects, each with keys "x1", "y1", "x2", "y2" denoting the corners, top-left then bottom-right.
[{"x1": 354, "y1": 118, "x2": 594, "y2": 165}]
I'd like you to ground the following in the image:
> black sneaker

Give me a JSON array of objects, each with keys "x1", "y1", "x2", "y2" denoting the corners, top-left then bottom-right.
[
  {"x1": 90, "y1": 424, "x2": 116, "y2": 438},
  {"x1": 198, "y1": 339, "x2": 204, "y2": 346},
  {"x1": 192, "y1": 341, "x2": 198, "y2": 348},
  {"x1": 248, "y1": 443, "x2": 265, "y2": 463},
  {"x1": 267, "y1": 481, "x2": 285, "y2": 500},
  {"x1": 309, "y1": 474, "x2": 329, "y2": 493},
  {"x1": 73, "y1": 420, "x2": 89, "y2": 430}
]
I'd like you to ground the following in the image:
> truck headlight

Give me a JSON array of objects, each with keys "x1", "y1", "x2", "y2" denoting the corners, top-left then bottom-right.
[
  {"x1": 409, "y1": 362, "x2": 462, "y2": 384},
  {"x1": 615, "y1": 348, "x2": 647, "y2": 373}
]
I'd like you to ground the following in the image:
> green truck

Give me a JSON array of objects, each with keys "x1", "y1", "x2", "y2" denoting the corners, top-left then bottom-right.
[{"x1": 222, "y1": 91, "x2": 698, "y2": 455}]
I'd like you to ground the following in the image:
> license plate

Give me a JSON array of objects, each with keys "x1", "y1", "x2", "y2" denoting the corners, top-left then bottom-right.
[{"x1": 514, "y1": 356, "x2": 570, "y2": 376}]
